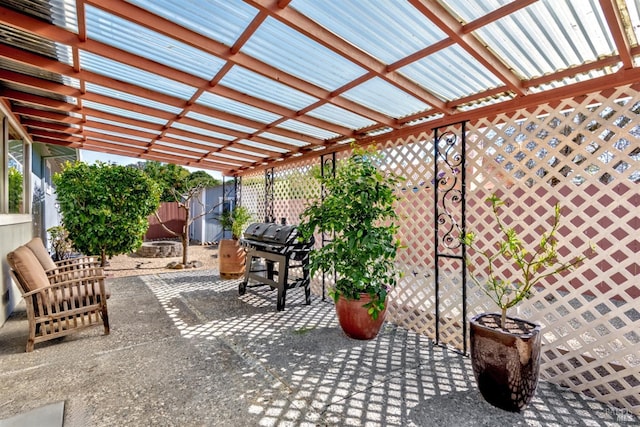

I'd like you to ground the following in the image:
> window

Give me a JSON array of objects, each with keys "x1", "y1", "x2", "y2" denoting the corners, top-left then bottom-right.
[{"x1": 2, "y1": 117, "x2": 29, "y2": 215}]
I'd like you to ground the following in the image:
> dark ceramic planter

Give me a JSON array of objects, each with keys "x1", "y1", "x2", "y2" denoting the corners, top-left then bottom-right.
[
  {"x1": 335, "y1": 294, "x2": 386, "y2": 340},
  {"x1": 469, "y1": 313, "x2": 542, "y2": 412}
]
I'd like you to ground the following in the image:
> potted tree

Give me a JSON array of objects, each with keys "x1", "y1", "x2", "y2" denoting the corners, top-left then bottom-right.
[
  {"x1": 462, "y1": 194, "x2": 592, "y2": 412},
  {"x1": 298, "y1": 146, "x2": 403, "y2": 340},
  {"x1": 218, "y1": 205, "x2": 252, "y2": 279}
]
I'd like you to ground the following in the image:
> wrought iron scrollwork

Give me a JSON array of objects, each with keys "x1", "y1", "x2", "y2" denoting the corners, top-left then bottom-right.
[
  {"x1": 435, "y1": 130, "x2": 464, "y2": 251},
  {"x1": 265, "y1": 168, "x2": 275, "y2": 223}
]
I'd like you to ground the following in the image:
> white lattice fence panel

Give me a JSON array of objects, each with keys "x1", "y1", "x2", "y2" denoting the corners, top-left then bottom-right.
[
  {"x1": 239, "y1": 171, "x2": 265, "y2": 223},
  {"x1": 465, "y1": 85, "x2": 640, "y2": 414},
  {"x1": 273, "y1": 157, "x2": 321, "y2": 226}
]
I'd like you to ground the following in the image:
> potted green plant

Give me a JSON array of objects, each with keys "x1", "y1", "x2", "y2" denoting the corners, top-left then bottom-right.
[
  {"x1": 298, "y1": 146, "x2": 403, "y2": 340},
  {"x1": 218, "y1": 205, "x2": 252, "y2": 279},
  {"x1": 462, "y1": 194, "x2": 592, "y2": 412}
]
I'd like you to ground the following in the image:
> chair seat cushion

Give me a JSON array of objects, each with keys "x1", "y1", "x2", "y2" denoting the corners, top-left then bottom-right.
[{"x1": 6, "y1": 246, "x2": 50, "y2": 292}]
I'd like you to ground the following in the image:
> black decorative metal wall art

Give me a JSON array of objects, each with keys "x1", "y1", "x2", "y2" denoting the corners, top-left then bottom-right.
[
  {"x1": 265, "y1": 167, "x2": 275, "y2": 223},
  {"x1": 433, "y1": 121, "x2": 468, "y2": 353}
]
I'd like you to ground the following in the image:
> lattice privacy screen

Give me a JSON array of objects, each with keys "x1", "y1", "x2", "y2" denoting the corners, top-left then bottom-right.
[{"x1": 240, "y1": 84, "x2": 639, "y2": 415}]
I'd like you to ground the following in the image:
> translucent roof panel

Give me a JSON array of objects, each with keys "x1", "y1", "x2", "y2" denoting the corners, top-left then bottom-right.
[
  {"x1": 276, "y1": 120, "x2": 339, "y2": 140},
  {"x1": 238, "y1": 140, "x2": 290, "y2": 154},
  {"x1": 196, "y1": 91, "x2": 282, "y2": 124},
  {"x1": 170, "y1": 122, "x2": 236, "y2": 141},
  {"x1": 241, "y1": 17, "x2": 366, "y2": 91},
  {"x1": 471, "y1": 0, "x2": 615, "y2": 79},
  {"x1": 399, "y1": 44, "x2": 504, "y2": 102},
  {"x1": 341, "y1": 78, "x2": 431, "y2": 118},
  {"x1": 84, "y1": 126, "x2": 151, "y2": 142},
  {"x1": 85, "y1": 5, "x2": 226, "y2": 80},
  {"x1": 86, "y1": 116, "x2": 161, "y2": 135},
  {"x1": 184, "y1": 112, "x2": 257, "y2": 134},
  {"x1": 260, "y1": 133, "x2": 310, "y2": 148},
  {"x1": 219, "y1": 66, "x2": 319, "y2": 111},
  {"x1": 85, "y1": 83, "x2": 183, "y2": 114},
  {"x1": 79, "y1": 51, "x2": 197, "y2": 100},
  {"x1": 164, "y1": 133, "x2": 222, "y2": 149},
  {"x1": 125, "y1": 0, "x2": 258, "y2": 46},
  {"x1": 438, "y1": 0, "x2": 517, "y2": 22},
  {"x1": 306, "y1": 104, "x2": 377, "y2": 130},
  {"x1": 624, "y1": 0, "x2": 640, "y2": 48},
  {"x1": 82, "y1": 100, "x2": 169, "y2": 125},
  {"x1": 155, "y1": 141, "x2": 208, "y2": 154},
  {"x1": 291, "y1": 0, "x2": 448, "y2": 64}
]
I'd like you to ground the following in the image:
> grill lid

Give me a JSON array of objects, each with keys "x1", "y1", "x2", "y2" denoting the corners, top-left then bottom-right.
[{"x1": 243, "y1": 222, "x2": 298, "y2": 245}]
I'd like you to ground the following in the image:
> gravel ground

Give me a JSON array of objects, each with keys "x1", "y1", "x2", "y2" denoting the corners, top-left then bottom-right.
[{"x1": 104, "y1": 244, "x2": 219, "y2": 278}]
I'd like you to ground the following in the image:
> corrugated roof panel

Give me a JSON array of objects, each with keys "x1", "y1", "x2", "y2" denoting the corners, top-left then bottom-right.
[
  {"x1": 79, "y1": 51, "x2": 197, "y2": 100},
  {"x1": 276, "y1": 120, "x2": 339, "y2": 140},
  {"x1": 85, "y1": 137, "x2": 143, "y2": 150},
  {"x1": 0, "y1": 23, "x2": 74, "y2": 64},
  {"x1": 623, "y1": 0, "x2": 640, "y2": 48},
  {"x1": 82, "y1": 100, "x2": 168, "y2": 125},
  {"x1": 86, "y1": 116, "x2": 161, "y2": 135},
  {"x1": 155, "y1": 141, "x2": 208, "y2": 154},
  {"x1": 241, "y1": 17, "x2": 365, "y2": 91},
  {"x1": 210, "y1": 152, "x2": 254, "y2": 162},
  {"x1": 125, "y1": 0, "x2": 257, "y2": 46},
  {"x1": 170, "y1": 122, "x2": 236, "y2": 141},
  {"x1": 399, "y1": 44, "x2": 504, "y2": 102},
  {"x1": 260, "y1": 132, "x2": 310, "y2": 148},
  {"x1": 184, "y1": 112, "x2": 257, "y2": 134},
  {"x1": 85, "y1": 83, "x2": 183, "y2": 114},
  {"x1": 472, "y1": 0, "x2": 615, "y2": 79},
  {"x1": 306, "y1": 104, "x2": 376, "y2": 130},
  {"x1": 196, "y1": 91, "x2": 282, "y2": 124},
  {"x1": 86, "y1": 5, "x2": 226, "y2": 81},
  {"x1": 291, "y1": 0, "x2": 447, "y2": 64},
  {"x1": 341, "y1": 77, "x2": 431, "y2": 118},
  {"x1": 438, "y1": 0, "x2": 515, "y2": 23},
  {"x1": 152, "y1": 148, "x2": 200, "y2": 160},
  {"x1": 0, "y1": 80, "x2": 76, "y2": 104},
  {"x1": 527, "y1": 67, "x2": 619, "y2": 93},
  {"x1": 2, "y1": 0, "x2": 78, "y2": 32},
  {"x1": 164, "y1": 133, "x2": 222, "y2": 148},
  {"x1": 238, "y1": 139, "x2": 289, "y2": 154},
  {"x1": 84, "y1": 126, "x2": 151, "y2": 142},
  {"x1": 226, "y1": 146, "x2": 268, "y2": 158},
  {"x1": 219, "y1": 66, "x2": 318, "y2": 111},
  {"x1": 0, "y1": 57, "x2": 80, "y2": 88}
]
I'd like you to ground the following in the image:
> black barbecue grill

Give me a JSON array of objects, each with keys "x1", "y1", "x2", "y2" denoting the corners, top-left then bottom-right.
[{"x1": 239, "y1": 222, "x2": 314, "y2": 311}]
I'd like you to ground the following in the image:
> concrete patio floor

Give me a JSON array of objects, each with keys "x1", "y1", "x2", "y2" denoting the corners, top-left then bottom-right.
[{"x1": 0, "y1": 270, "x2": 637, "y2": 426}]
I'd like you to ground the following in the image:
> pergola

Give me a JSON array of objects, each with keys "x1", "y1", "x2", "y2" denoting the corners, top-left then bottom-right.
[
  {"x1": 1, "y1": 0, "x2": 639, "y2": 417},
  {"x1": 0, "y1": 0, "x2": 638, "y2": 176}
]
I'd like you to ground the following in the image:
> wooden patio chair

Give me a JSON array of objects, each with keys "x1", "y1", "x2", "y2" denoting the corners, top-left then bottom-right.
[{"x1": 6, "y1": 239, "x2": 110, "y2": 352}]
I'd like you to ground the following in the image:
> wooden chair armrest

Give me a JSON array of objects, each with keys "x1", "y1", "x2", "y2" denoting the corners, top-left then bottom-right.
[{"x1": 23, "y1": 275, "x2": 107, "y2": 300}]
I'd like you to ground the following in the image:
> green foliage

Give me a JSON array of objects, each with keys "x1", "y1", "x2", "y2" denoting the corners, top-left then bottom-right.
[
  {"x1": 298, "y1": 146, "x2": 404, "y2": 320},
  {"x1": 47, "y1": 225, "x2": 74, "y2": 261},
  {"x1": 8, "y1": 167, "x2": 23, "y2": 213},
  {"x1": 462, "y1": 194, "x2": 593, "y2": 329},
  {"x1": 220, "y1": 205, "x2": 252, "y2": 240},
  {"x1": 53, "y1": 162, "x2": 161, "y2": 263},
  {"x1": 141, "y1": 161, "x2": 219, "y2": 202}
]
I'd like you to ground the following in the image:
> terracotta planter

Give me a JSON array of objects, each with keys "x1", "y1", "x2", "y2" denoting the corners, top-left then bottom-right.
[
  {"x1": 335, "y1": 294, "x2": 387, "y2": 340},
  {"x1": 218, "y1": 239, "x2": 246, "y2": 279},
  {"x1": 469, "y1": 313, "x2": 542, "y2": 412}
]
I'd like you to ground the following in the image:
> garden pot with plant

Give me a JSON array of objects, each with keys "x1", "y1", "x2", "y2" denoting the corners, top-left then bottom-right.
[
  {"x1": 298, "y1": 146, "x2": 403, "y2": 340},
  {"x1": 218, "y1": 206, "x2": 252, "y2": 279},
  {"x1": 462, "y1": 194, "x2": 591, "y2": 412}
]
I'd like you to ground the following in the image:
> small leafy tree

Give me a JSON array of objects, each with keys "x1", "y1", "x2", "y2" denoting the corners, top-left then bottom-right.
[
  {"x1": 219, "y1": 206, "x2": 252, "y2": 240},
  {"x1": 142, "y1": 162, "x2": 220, "y2": 265},
  {"x1": 47, "y1": 225, "x2": 74, "y2": 261},
  {"x1": 53, "y1": 162, "x2": 161, "y2": 266},
  {"x1": 462, "y1": 194, "x2": 592, "y2": 329},
  {"x1": 8, "y1": 166, "x2": 23, "y2": 213}
]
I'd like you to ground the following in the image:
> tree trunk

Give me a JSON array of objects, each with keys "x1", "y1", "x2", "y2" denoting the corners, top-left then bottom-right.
[
  {"x1": 100, "y1": 248, "x2": 107, "y2": 267},
  {"x1": 182, "y1": 205, "x2": 190, "y2": 265}
]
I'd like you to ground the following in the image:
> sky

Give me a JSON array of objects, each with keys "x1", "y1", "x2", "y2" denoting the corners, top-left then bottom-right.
[{"x1": 79, "y1": 149, "x2": 224, "y2": 180}]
